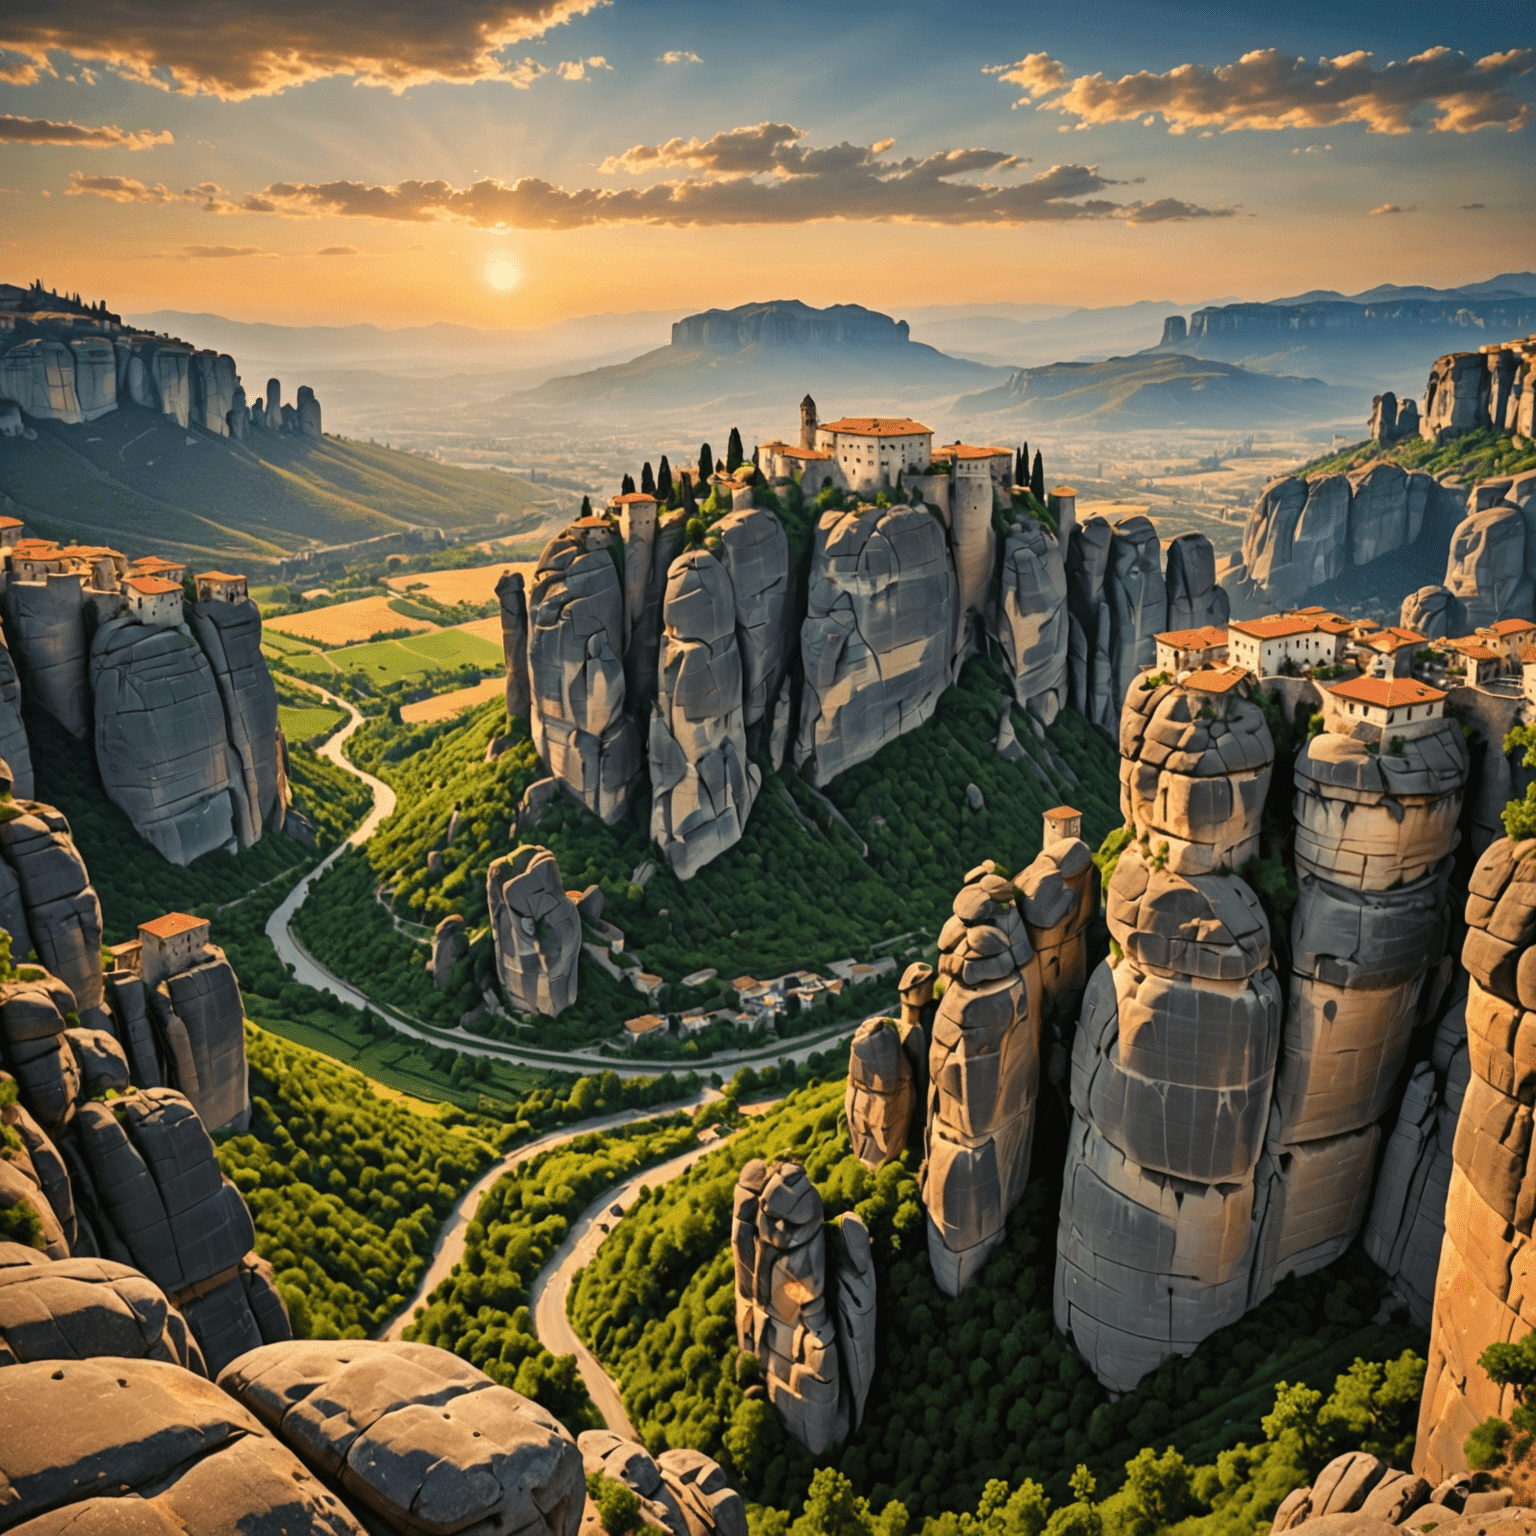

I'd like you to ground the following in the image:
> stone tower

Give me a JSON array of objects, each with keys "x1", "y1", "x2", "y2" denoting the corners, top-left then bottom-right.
[{"x1": 800, "y1": 393, "x2": 817, "y2": 450}]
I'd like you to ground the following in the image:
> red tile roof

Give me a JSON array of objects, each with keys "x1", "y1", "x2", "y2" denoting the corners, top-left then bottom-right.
[
  {"x1": 197, "y1": 570, "x2": 244, "y2": 583},
  {"x1": 944, "y1": 443, "x2": 1011, "y2": 459},
  {"x1": 1185, "y1": 666, "x2": 1249, "y2": 695},
  {"x1": 1329, "y1": 676, "x2": 1446, "y2": 708},
  {"x1": 1229, "y1": 615, "x2": 1323, "y2": 640},
  {"x1": 139, "y1": 911, "x2": 208, "y2": 940},
  {"x1": 1154, "y1": 625, "x2": 1228, "y2": 648},
  {"x1": 1453, "y1": 641, "x2": 1501, "y2": 661},
  {"x1": 820, "y1": 417, "x2": 931, "y2": 436},
  {"x1": 124, "y1": 575, "x2": 181, "y2": 595},
  {"x1": 609, "y1": 493, "x2": 659, "y2": 505}
]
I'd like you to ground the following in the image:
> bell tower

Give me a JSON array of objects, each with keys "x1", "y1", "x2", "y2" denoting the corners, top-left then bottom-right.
[{"x1": 800, "y1": 393, "x2": 818, "y2": 450}]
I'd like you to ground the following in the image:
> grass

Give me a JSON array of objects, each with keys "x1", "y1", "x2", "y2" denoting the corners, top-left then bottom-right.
[
  {"x1": 261, "y1": 628, "x2": 322, "y2": 657},
  {"x1": 1297, "y1": 426, "x2": 1536, "y2": 481},
  {"x1": 400, "y1": 627, "x2": 504, "y2": 668},
  {"x1": 1, "y1": 400, "x2": 551, "y2": 563},
  {"x1": 282, "y1": 626, "x2": 503, "y2": 688},
  {"x1": 278, "y1": 703, "x2": 347, "y2": 742}
]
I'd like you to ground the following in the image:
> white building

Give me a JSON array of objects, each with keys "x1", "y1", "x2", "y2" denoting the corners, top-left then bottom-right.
[
  {"x1": 940, "y1": 443, "x2": 1014, "y2": 500},
  {"x1": 1479, "y1": 618, "x2": 1536, "y2": 667},
  {"x1": 195, "y1": 570, "x2": 248, "y2": 604},
  {"x1": 1227, "y1": 614, "x2": 1350, "y2": 677},
  {"x1": 1323, "y1": 675, "x2": 1447, "y2": 742},
  {"x1": 1154, "y1": 625, "x2": 1228, "y2": 673},
  {"x1": 139, "y1": 911, "x2": 211, "y2": 989},
  {"x1": 757, "y1": 440, "x2": 840, "y2": 495},
  {"x1": 122, "y1": 574, "x2": 183, "y2": 626},
  {"x1": 1523, "y1": 645, "x2": 1536, "y2": 705},
  {"x1": 1360, "y1": 626, "x2": 1426, "y2": 679},
  {"x1": 815, "y1": 416, "x2": 933, "y2": 495}
]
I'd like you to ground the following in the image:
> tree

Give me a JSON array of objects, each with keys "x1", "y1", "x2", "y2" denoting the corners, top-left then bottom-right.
[
  {"x1": 1015, "y1": 444, "x2": 1028, "y2": 485},
  {"x1": 698, "y1": 443, "x2": 714, "y2": 485},
  {"x1": 1502, "y1": 726, "x2": 1536, "y2": 839},
  {"x1": 726, "y1": 427, "x2": 744, "y2": 472},
  {"x1": 621, "y1": 473, "x2": 635, "y2": 494},
  {"x1": 1031, "y1": 449, "x2": 1045, "y2": 501},
  {"x1": 641, "y1": 461, "x2": 656, "y2": 495},
  {"x1": 579, "y1": 495, "x2": 592, "y2": 516},
  {"x1": 682, "y1": 476, "x2": 698, "y2": 516},
  {"x1": 1263, "y1": 1380, "x2": 1326, "y2": 1474},
  {"x1": 1319, "y1": 1351, "x2": 1425, "y2": 1462},
  {"x1": 586, "y1": 1475, "x2": 641, "y2": 1535},
  {"x1": 656, "y1": 456, "x2": 673, "y2": 499}
]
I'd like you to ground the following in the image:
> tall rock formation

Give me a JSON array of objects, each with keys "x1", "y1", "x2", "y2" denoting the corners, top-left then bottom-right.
[
  {"x1": 1066, "y1": 517, "x2": 1116, "y2": 732},
  {"x1": 713, "y1": 505, "x2": 792, "y2": 729},
  {"x1": 1015, "y1": 829, "x2": 1098, "y2": 1086},
  {"x1": 187, "y1": 595, "x2": 284, "y2": 846},
  {"x1": 649, "y1": 549, "x2": 761, "y2": 879},
  {"x1": 147, "y1": 943, "x2": 251, "y2": 1135},
  {"x1": 1254, "y1": 718, "x2": 1468, "y2": 1304},
  {"x1": 1443, "y1": 503, "x2": 1532, "y2": 629},
  {"x1": 5, "y1": 573, "x2": 89, "y2": 737},
  {"x1": 845, "y1": 1016, "x2": 921, "y2": 1170},
  {"x1": 295, "y1": 384, "x2": 321, "y2": 438},
  {"x1": 795, "y1": 504, "x2": 955, "y2": 786},
  {"x1": 1164, "y1": 533, "x2": 1230, "y2": 633},
  {"x1": 1105, "y1": 516, "x2": 1167, "y2": 707},
  {"x1": 1058, "y1": 843, "x2": 1282, "y2": 1391},
  {"x1": 527, "y1": 523, "x2": 642, "y2": 824},
  {"x1": 731, "y1": 1160, "x2": 874, "y2": 1454},
  {"x1": 0, "y1": 632, "x2": 34, "y2": 800},
  {"x1": 497, "y1": 570, "x2": 531, "y2": 719},
  {"x1": 1401, "y1": 585, "x2": 1465, "y2": 640},
  {"x1": 486, "y1": 845, "x2": 581, "y2": 1017},
  {"x1": 1422, "y1": 350, "x2": 1494, "y2": 441},
  {"x1": 996, "y1": 512, "x2": 1069, "y2": 724},
  {"x1": 90, "y1": 617, "x2": 239, "y2": 866},
  {"x1": 1416, "y1": 836, "x2": 1536, "y2": 1483},
  {"x1": 922, "y1": 864, "x2": 1041, "y2": 1296}
]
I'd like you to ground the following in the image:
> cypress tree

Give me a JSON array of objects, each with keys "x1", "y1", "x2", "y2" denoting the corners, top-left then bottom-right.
[
  {"x1": 656, "y1": 456, "x2": 673, "y2": 499},
  {"x1": 579, "y1": 495, "x2": 592, "y2": 516},
  {"x1": 698, "y1": 443, "x2": 713, "y2": 485},
  {"x1": 641, "y1": 462, "x2": 656, "y2": 496},
  {"x1": 682, "y1": 474, "x2": 698, "y2": 515},
  {"x1": 726, "y1": 427, "x2": 744, "y2": 473},
  {"x1": 621, "y1": 473, "x2": 635, "y2": 495},
  {"x1": 1031, "y1": 449, "x2": 1045, "y2": 501}
]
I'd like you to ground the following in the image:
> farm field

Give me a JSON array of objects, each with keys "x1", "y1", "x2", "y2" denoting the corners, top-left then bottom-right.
[
  {"x1": 272, "y1": 623, "x2": 505, "y2": 687},
  {"x1": 383, "y1": 561, "x2": 536, "y2": 607},
  {"x1": 452, "y1": 616, "x2": 505, "y2": 648},
  {"x1": 399, "y1": 675, "x2": 506, "y2": 724},
  {"x1": 278, "y1": 703, "x2": 347, "y2": 742},
  {"x1": 267, "y1": 593, "x2": 435, "y2": 646}
]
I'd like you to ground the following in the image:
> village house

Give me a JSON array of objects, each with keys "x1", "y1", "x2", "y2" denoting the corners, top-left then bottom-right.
[
  {"x1": 1478, "y1": 618, "x2": 1536, "y2": 667},
  {"x1": 1043, "y1": 806, "x2": 1083, "y2": 847},
  {"x1": 1153, "y1": 625, "x2": 1229, "y2": 673},
  {"x1": 623, "y1": 1014, "x2": 668, "y2": 1047},
  {"x1": 1360, "y1": 626, "x2": 1426, "y2": 679},
  {"x1": 937, "y1": 442, "x2": 1014, "y2": 499},
  {"x1": 1523, "y1": 645, "x2": 1536, "y2": 705},
  {"x1": 130, "y1": 555, "x2": 187, "y2": 583},
  {"x1": 195, "y1": 570, "x2": 248, "y2": 604},
  {"x1": 138, "y1": 911, "x2": 212, "y2": 990},
  {"x1": 1322, "y1": 675, "x2": 1447, "y2": 742},
  {"x1": 1449, "y1": 637, "x2": 1504, "y2": 688},
  {"x1": 1184, "y1": 665, "x2": 1252, "y2": 699},
  {"x1": 0, "y1": 516, "x2": 22, "y2": 550},
  {"x1": 122, "y1": 574, "x2": 183, "y2": 626},
  {"x1": 1227, "y1": 613, "x2": 1350, "y2": 677},
  {"x1": 816, "y1": 416, "x2": 934, "y2": 494}
]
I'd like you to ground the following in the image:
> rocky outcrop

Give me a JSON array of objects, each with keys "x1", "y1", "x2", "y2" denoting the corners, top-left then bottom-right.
[
  {"x1": 0, "y1": 1357, "x2": 368, "y2": 1534},
  {"x1": 1422, "y1": 349, "x2": 1494, "y2": 442},
  {"x1": 845, "y1": 1016, "x2": 921, "y2": 1170},
  {"x1": 922, "y1": 865, "x2": 1040, "y2": 1296},
  {"x1": 1118, "y1": 672, "x2": 1275, "y2": 876},
  {"x1": 0, "y1": 337, "x2": 88, "y2": 423},
  {"x1": 188, "y1": 596, "x2": 285, "y2": 846},
  {"x1": 1416, "y1": 836, "x2": 1536, "y2": 1483},
  {"x1": 220, "y1": 1338, "x2": 585, "y2": 1536},
  {"x1": 0, "y1": 637, "x2": 34, "y2": 802},
  {"x1": 947, "y1": 471, "x2": 998, "y2": 662},
  {"x1": 649, "y1": 550, "x2": 761, "y2": 879},
  {"x1": 1269, "y1": 1450, "x2": 1475, "y2": 1534},
  {"x1": 296, "y1": 384, "x2": 322, "y2": 438},
  {"x1": 497, "y1": 570, "x2": 531, "y2": 719},
  {"x1": 1164, "y1": 533, "x2": 1230, "y2": 633},
  {"x1": 1349, "y1": 463, "x2": 1430, "y2": 566},
  {"x1": 714, "y1": 506, "x2": 792, "y2": 729},
  {"x1": 580, "y1": 1432, "x2": 747, "y2": 1536},
  {"x1": 1371, "y1": 391, "x2": 1420, "y2": 446},
  {"x1": 1400, "y1": 584, "x2": 1464, "y2": 639},
  {"x1": 1106, "y1": 516, "x2": 1167, "y2": 707},
  {"x1": 431, "y1": 915, "x2": 465, "y2": 989},
  {"x1": 528, "y1": 523, "x2": 642, "y2": 824},
  {"x1": 996, "y1": 512, "x2": 1069, "y2": 724},
  {"x1": 1066, "y1": 517, "x2": 1115, "y2": 731},
  {"x1": 5, "y1": 573, "x2": 88, "y2": 737},
  {"x1": 1015, "y1": 834, "x2": 1097, "y2": 1092},
  {"x1": 90, "y1": 617, "x2": 239, "y2": 866},
  {"x1": 796, "y1": 504, "x2": 956, "y2": 786},
  {"x1": 1442, "y1": 503, "x2": 1532, "y2": 629},
  {"x1": 148, "y1": 946, "x2": 250, "y2": 1134},
  {"x1": 191, "y1": 351, "x2": 238, "y2": 435},
  {"x1": 1056, "y1": 845, "x2": 1281, "y2": 1391},
  {"x1": 487, "y1": 845, "x2": 581, "y2": 1017}
]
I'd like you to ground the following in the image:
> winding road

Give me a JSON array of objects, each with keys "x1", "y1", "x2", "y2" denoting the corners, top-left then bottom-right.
[{"x1": 268, "y1": 680, "x2": 871, "y2": 1078}]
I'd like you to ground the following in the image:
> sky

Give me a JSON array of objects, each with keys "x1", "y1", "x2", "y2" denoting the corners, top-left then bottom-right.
[{"x1": 1, "y1": 0, "x2": 1532, "y2": 329}]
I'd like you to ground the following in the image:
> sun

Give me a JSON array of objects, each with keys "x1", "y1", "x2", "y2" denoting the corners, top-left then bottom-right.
[{"x1": 483, "y1": 251, "x2": 523, "y2": 293}]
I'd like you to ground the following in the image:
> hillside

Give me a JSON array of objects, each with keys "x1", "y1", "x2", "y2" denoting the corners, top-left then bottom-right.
[
  {"x1": 953, "y1": 352, "x2": 1362, "y2": 430},
  {"x1": 0, "y1": 399, "x2": 554, "y2": 563}
]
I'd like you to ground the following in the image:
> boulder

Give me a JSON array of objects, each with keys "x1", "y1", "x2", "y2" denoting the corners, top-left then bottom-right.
[
  {"x1": 844, "y1": 1017, "x2": 919, "y2": 1170},
  {"x1": 65, "y1": 1027, "x2": 130, "y2": 1099},
  {"x1": 732, "y1": 1160, "x2": 845, "y2": 1454},
  {"x1": 0, "y1": 1357, "x2": 366, "y2": 1534},
  {"x1": 923, "y1": 865, "x2": 1040, "y2": 1295},
  {"x1": 218, "y1": 1338, "x2": 585, "y2": 1536},
  {"x1": 0, "y1": 804, "x2": 104, "y2": 1010},
  {"x1": 190, "y1": 351, "x2": 237, "y2": 436},
  {"x1": 527, "y1": 525, "x2": 642, "y2": 824},
  {"x1": 295, "y1": 384, "x2": 321, "y2": 438},
  {"x1": 796, "y1": 504, "x2": 956, "y2": 786},
  {"x1": 648, "y1": 550, "x2": 761, "y2": 879},
  {"x1": 0, "y1": 976, "x2": 82, "y2": 1136},
  {"x1": 5, "y1": 572, "x2": 88, "y2": 737},
  {"x1": 226, "y1": 383, "x2": 249, "y2": 439},
  {"x1": 1443, "y1": 504, "x2": 1532, "y2": 629},
  {"x1": 1118, "y1": 671, "x2": 1275, "y2": 876},
  {"x1": 0, "y1": 635, "x2": 34, "y2": 800},
  {"x1": 431, "y1": 915, "x2": 465, "y2": 989},
  {"x1": 714, "y1": 506, "x2": 792, "y2": 729},
  {"x1": 187, "y1": 596, "x2": 285, "y2": 844},
  {"x1": 831, "y1": 1213, "x2": 876, "y2": 1432},
  {"x1": 0, "y1": 1252, "x2": 205, "y2": 1371},
  {"x1": 655, "y1": 1448, "x2": 749, "y2": 1536},
  {"x1": 1400, "y1": 585, "x2": 1465, "y2": 640},
  {"x1": 1015, "y1": 835, "x2": 1097, "y2": 1030},
  {"x1": 487, "y1": 845, "x2": 581, "y2": 1017},
  {"x1": 90, "y1": 617, "x2": 239, "y2": 866},
  {"x1": 0, "y1": 1088, "x2": 69, "y2": 1260},
  {"x1": 496, "y1": 570, "x2": 532, "y2": 718},
  {"x1": 1164, "y1": 533, "x2": 1230, "y2": 632},
  {"x1": 996, "y1": 514, "x2": 1069, "y2": 723}
]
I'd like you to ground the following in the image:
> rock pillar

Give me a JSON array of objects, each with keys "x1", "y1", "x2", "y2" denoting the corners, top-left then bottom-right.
[
  {"x1": 495, "y1": 571, "x2": 531, "y2": 719},
  {"x1": 486, "y1": 845, "x2": 581, "y2": 1017}
]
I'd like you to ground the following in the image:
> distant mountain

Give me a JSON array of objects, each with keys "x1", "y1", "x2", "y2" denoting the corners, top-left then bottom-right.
[
  {"x1": 522, "y1": 299, "x2": 1006, "y2": 412},
  {"x1": 1150, "y1": 275, "x2": 1536, "y2": 390},
  {"x1": 952, "y1": 353, "x2": 1363, "y2": 431}
]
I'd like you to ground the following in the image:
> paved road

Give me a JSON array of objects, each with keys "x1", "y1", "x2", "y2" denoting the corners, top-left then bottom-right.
[
  {"x1": 374, "y1": 1096, "x2": 711, "y2": 1341},
  {"x1": 267, "y1": 682, "x2": 868, "y2": 1078}
]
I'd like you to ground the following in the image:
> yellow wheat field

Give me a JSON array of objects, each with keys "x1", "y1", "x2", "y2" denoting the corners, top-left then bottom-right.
[
  {"x1": 266, "y1": 594, "x2": 437, "y2": 647},
  {"x1": 384, "y1": 562, "x2": 537, "y2": 610},
  {"x1": 399, "y1": 675, "x2": 507, "y2": 724}
]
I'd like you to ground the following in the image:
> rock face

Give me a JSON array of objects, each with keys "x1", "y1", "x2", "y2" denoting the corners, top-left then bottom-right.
[
  {"x1": 528, "y1": 525, "x2": 642, "y2": 824},
  {"x1": 1016, "y1": 835, "x2": 1098, "y2": 1090},
  {"x1": 1242, "y1": 477, "x2": 1308, "y2": 605},
  {"x1": 497, "y1": 570, "x2": 531, "y2": 719},
  {"x1": 579, "y1": 1431, "x2": 747, "y2": 1536},
  {"x1": 1442, "y1": 503, "x2": 1532, "y2": 629},
  {"x1": 845, "y1": 1016, "x2": 920, "y2": 1170},
  {"x1": 148, "y1": 946, "x2": 251, "y2": 1134},
  {"x1": 1056, "y1": 844, "x2": 1281, "y2": 1391},
  {"x1": 90, "y1": 617, "x2": 239, "y2": 866},
  {"x1": 0, "y1": 1357, "x2": 368, "y2": 1534},
  {"x1": 1118, "y1": 672, "x2": 1275, "y2": 876},
  {"x1": 1066, "y1": 517, "x2": 1116, "y2": 732},
  {"x1": 996, "y1": 513, "x2": 1069, "y2": 724},
  {"x1": 1106, "y1": 517, "x2": 1168, "y2": 707},
  {"x1": 219, "y1": 1338, "x2": 585, "y2": 1536},
  {"x1": 1400, "y1": 585, "x2": 1464, "y2": 640},
  {"x1": 1271, "y1": 1450, "x2": 1448, "y2": 1534},
  {"x1": 1416, "y1": 836, "x2": 1536, "y2": 1483},
  {"x1": 295, "y1": 384, "x2": 322, "y2": 438},
  {"x1": 1164, "y1": 533, "x2": 1230, "y2": 633},
  {"x1": 1422, "y1": 350, "x2": 1493, "y2": 441},
  {"x1": 796, "y1": 504, "x2": 956, "y2": 786},
  {"x1": 1348, "y1": 463, "x2": 1427, "y2": 566},
  {"x1": 922, "y1": 864, "x2": 1040, "y2": 1296},
  {"x1": 5, "y1": 573, "x2": 88, "y2": 737},
  {"x1": 487, "y1": 845, "x2": 582, "y2": 1017},
  {"x1": 187, "y1": 597, "x2": 285, "y2": 846},
  {"x1": 649, "y1": 550, "x2": 761, "y2": 879},
  {"x1": 0, "y1": 635, "x2": 32, "y2": 801},
  {"x1": 713, "y1": 506, "x2": 792, "y2": 729}
]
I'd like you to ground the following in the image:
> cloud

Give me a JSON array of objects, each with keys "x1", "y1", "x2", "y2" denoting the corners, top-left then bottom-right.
[
  {"x1": 1369, "y1": 202, "x2": 1412, "y2": 214},
  {"x1": 0, "y1": 113, "x2": 171, "y2": 149},
  {"x1": 555, "y1": 55, "x2": 610, "y2": 81},
  {"x1": 316, "y1": 244, "x2": 359, "y2": 255},
  {"x1": 0, "y1": 0, "x2": 608, "y2": 99},
  {"x1": 249, "y1": 125, "x2": 1232, "y2": 228},
  {"x1": 65, "y1": 169, "x2": 288, "y2": 213},
  {"x1": 175, "y1": 244, "x2": 279, "y2": 258},
  {"x1": 1460, "y1": 201, "x2": 1486, "y2": 209},
  {"x1": 658, "y1": 50, "x2": 702, "y2": 65},
  {"x1": 990, "y1": 45, "x2": 1535, "y2": 134}
]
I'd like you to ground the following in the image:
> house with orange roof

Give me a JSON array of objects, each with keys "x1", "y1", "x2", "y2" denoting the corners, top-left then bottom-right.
[
  {"x1": 1360, "y1": 625, "x2": 1427, "y2": 679},
  {"x1": 138, "y1": 911, "x2": 212, "y2": 989},
  {"x1": 1477, "y1": 617, "x2": 1536, "y2": 666},
  {"x1": 814, "y1": 414, "x2": 933, "y2": 494},
  {"x1": 195, "y1": 571, "x2": 248, "y2": 604},
  {"x1": 122, "y1": 573, "x2": 183, "y2": 627},
  {"x1": 1227, "y1": 613, "x2": 1349, "y2": 678},
  {"x1": 1449, "y1": 637, "x2": 1505, "y2": 688},
  {"x1": 1323, "y1": 674, "x2": 1447, "y2": 742},
  {"x1": 936, "y1": 442, "x2": 1014, "y2": 499},
  {"x1": 1154, "y1": 624, "x2": 1228, "y2": 673},
  {"x1": 1522, "y1": 644, "x2": 1536, "y2": 705},
  {"x1": 0, "y1": 516, "x2": 22, "y2": 551}
]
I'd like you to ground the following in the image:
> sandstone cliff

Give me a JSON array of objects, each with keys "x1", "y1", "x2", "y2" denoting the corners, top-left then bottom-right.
[
  {"x1": 487, "y1": 844, "x2": 582, "y2": 1017},
  {"x1": 997, "y1": 513, "x2": 1069, "y2": 724}
]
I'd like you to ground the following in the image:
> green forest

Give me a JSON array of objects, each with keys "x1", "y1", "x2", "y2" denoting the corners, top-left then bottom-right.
[{"x1": 292, "y1": 655, "x2": 1120, "y2": 1048}]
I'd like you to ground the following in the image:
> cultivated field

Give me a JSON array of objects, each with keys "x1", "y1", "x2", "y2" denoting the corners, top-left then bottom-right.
[
  {"x1": 283, "y1": 624, "x2": 505, "y2": 687},
  {"x1": 384, "y1": 561, "x2": 536, "y2": 608},
  {"x1": 267, "y1": 594, "x2": 436, "y2": 646},
  {"x1": 452, "y1": 616, "x2": 505, "y2": 648},
  {"x1": 399, "y1": 676, "x2": 507, "y2": 724},
  {"x1": 278, "y1": 703, "x2": 347, "y2": 742}
]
